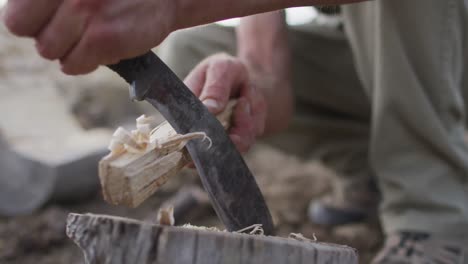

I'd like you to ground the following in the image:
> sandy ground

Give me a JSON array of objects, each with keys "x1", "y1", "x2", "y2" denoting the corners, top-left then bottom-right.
[
  {"x1": 0, "y1": 146, "x2": 383, "y2": 264},
  {"x1": 0, "y1": 24, "x2": 382, "y2": 264}
]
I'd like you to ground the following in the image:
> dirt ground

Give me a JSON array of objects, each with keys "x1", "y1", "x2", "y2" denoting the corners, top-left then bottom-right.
[
  {"x1": 0, "y1": 145, "x2": 383, "y2": 264},
  {"x1": 0, "y1": 24, "x2": 382, "y2": 264}
]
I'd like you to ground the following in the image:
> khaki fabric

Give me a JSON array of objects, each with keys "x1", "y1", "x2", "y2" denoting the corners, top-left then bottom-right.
[{"x1": 343, "y1": 0, "x2": 468, "y2": 237}]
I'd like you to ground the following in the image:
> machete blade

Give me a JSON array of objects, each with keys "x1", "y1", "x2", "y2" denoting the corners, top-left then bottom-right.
[{"x1": 108, "y1": 51, "x2": 274, "y2": 235}]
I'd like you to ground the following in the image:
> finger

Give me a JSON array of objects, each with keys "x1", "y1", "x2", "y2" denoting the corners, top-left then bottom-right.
[
  {"x1": 230, "y1": 135, "x2": 246, "y2": 153},
  {"x1": 68, "y1": 0, "x2": 104, "y2": 12},
  {"x1": 36, "y1": 0, "x2": 90, "y2": 60},
  {"x1": 184, "y1": 62, "x2": 209, "y2": 97},
  {"x1": 4, "y1": 0, "x2": 62, "y2": 37},
  {"x1": 229, "y1": 98, "x2": 255, "y2": 152},
  {"x1": 199, "y1": 59, "x2": 248, "y2": 114},
  {"x1": 60, "y1": 35, "x2": 100, "y2": 75},
  {"x1": 60, "y1": 23, "x2": 120, "y2": 75}
]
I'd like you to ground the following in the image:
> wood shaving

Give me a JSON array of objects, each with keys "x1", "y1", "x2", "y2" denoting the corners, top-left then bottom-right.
[
  {"x1": 181, "y1": 224, "x2": 223, "y2": 232},
  {"x1": 156, "y1": 206, "x2": 175, "y2": 226},
  {"x1": 236, "y1": 224, "x2": 265, "y2": 236},
  {"x1": 106, "y1": 117, "x2": 210, "y2": 159},
  {"x1": 289, "y1": 233, "x2": 318, "y2": 243}
]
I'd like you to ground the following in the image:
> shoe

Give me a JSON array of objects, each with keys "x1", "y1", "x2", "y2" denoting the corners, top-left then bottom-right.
[
  {"x1": 372, "y1": 231, "x2": 466, "y2": 264},
  {"x1": 308, "y1": 197, "x2": 372, "y2": 226},
  {"x1": 308, "y1": 176, "x2": 379, "y2": 226}
]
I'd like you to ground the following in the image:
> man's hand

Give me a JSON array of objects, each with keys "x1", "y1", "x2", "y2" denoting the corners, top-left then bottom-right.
[
  {"x1": 184, "y1": 53, "x2": 267, "y2": 153},
  {"x1": 4, "y1": 0, "x2": 176, "y2": 74}
]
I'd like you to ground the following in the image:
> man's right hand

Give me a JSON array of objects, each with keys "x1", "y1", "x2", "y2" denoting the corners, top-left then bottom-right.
[
  {"x1": 4, "y1": 0, "x2": 178, "y2": 75},
  {"x1": 184, "y1": 53, "x2": 267, "y2": 153}
]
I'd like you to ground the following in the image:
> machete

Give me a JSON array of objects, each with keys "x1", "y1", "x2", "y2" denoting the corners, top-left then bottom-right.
[{"x1": 108, "y1": 51, "x2": 274, "y2": 235}]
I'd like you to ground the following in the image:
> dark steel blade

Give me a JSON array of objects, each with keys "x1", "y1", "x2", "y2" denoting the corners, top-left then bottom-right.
[{"x1": 108, "y1": 51, "x2": 274, "y2": 235}]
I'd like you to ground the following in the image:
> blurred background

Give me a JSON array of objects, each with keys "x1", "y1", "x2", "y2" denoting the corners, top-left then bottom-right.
[{"x1": 0, "y1": 5, "x2": 381, "y2": 264}]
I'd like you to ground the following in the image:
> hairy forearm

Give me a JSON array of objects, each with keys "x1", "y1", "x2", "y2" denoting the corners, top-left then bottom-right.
[
  {"x1": 174, "y1": 0, "x2": 365, "y2": 30},
  {"x1": 236, "y1": 11, "x2": 294, "y2": 135}
]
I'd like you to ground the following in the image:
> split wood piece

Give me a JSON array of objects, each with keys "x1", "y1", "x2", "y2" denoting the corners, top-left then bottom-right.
[
  {"x1": 145, "y1": 185, "x2": 211, "y2": 225},
  {"x1": 67, "y1": 213, "x2": 358, "y2": 264},
  {"x1": 99, "y1": 101, "x2": 237, "y2": 208}
]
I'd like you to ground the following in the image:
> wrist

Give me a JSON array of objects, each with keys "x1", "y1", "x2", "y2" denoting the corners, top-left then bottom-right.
[
  {"x1": 239, "y1": 57, "x2": 293, "y2": 135},
  {"x1": 172, "y1": 0, "x2": 252, "y2": 30}
]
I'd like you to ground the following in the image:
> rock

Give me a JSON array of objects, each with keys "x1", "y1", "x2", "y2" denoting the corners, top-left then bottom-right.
[{"x1": 0, "y1": 25, "x2": 113, "y2": 216}]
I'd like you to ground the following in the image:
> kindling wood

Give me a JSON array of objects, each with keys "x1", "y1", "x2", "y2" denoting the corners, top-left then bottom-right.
[{"x1": 98, "y1": 101, "x2": 236, "y2": 208}]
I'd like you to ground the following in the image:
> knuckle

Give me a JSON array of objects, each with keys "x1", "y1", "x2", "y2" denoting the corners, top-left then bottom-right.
[
  {"x1": 210, "y1": 58, "x2": 229, "y2": 71},
  {"x1": 205, "y1": 82, "x2": 225, "y2": 93},
  {"x1": 87, "y1": 26, "x2": 119, "y2": 47},
  {"x1": 4, "y1": 12, "x2": 30, "y2": 36},
  {"x1": 36, "y1": 39, "x2": 57, "y2": 60}
]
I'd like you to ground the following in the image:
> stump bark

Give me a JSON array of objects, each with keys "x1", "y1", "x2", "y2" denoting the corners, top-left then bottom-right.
[{"x1": 67, "y1": 213, "x2": 358, "y2": 264}]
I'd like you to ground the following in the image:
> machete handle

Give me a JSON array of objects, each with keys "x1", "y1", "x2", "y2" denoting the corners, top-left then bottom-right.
[{"x1": 108, "y1": 51, "x2": 159, "y2": 101}]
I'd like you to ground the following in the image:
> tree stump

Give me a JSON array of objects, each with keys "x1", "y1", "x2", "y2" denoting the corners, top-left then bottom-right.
[{"x1": 66, "y1": 213, "x2": 358, "y2": 264}]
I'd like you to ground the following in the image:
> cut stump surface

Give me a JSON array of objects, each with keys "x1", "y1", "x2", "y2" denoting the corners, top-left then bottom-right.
[{"x1": 66, "y1": 213, "x2": 358, "y2": 264}]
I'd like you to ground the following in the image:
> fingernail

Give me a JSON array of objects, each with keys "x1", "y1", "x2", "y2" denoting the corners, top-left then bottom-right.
[
  {"x1": 244, "y1": 102, "x2": 251, "y2": 115},
  {"x1": 203, "y1": 99, "x2": 220, "y2": 111}
]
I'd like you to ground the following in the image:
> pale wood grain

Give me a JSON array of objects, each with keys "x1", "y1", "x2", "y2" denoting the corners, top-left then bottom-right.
[
  {"x1": 99, "y1": 101, "x2": 236, "y2": 208},
  {"x1": 67, "y1": 213, "x2": 358, "y2": 264}
]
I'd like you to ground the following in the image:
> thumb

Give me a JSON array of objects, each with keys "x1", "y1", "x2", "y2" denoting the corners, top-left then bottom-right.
[
  {"x1": 199, "y1": 60, "x2": 248, "y2": 114},
  {"x1": 184, "y1": 62, "x2": 208, "y2": 97}
]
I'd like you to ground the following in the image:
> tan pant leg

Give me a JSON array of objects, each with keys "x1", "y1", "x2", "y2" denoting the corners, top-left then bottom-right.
[
  {"x1": 158, "y1": 20, "x2": 371, "y2": 190},
  {"x1": 344, "y1": 0, "x2": 468, "y2": 238},
  {"x1": 158, "y1": 25, "x2": 238, "y2": 79}
]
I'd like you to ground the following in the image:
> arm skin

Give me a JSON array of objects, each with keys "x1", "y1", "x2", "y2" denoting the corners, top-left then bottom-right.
[
  {"x1": 4, "y1": 0, "x2": 366, "y2": 75},
  {"x1": 175, "y1": 0, "x2": 365, "y2": 30},
  {"x1": 236, "y1": 11, "x2": 293, "y2": 136}
]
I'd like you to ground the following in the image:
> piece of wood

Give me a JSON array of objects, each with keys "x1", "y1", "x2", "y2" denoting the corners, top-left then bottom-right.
[
  {"x1": 99, "y1": 101, "x2": 236, "y2": 208},
  {"x1": 144, "y1": 185, "x2": 211, "y2": 225},
  {"x1": 66, "y1": 213, "x2": 358, "y2": 264}
]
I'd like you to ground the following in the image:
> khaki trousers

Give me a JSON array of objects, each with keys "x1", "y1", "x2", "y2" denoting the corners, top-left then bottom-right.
[
  {"x1": 158, "y1": 0, "x2": 468, "y2": 238},
  {"x1": 343, "y1": 0, "x2": 468, "y2": 238}
]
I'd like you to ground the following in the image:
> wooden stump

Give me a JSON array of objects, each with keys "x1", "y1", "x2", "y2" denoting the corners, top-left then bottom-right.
[{"x1": 66, "y1": 213, "x2": 358, "y2": 264}]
